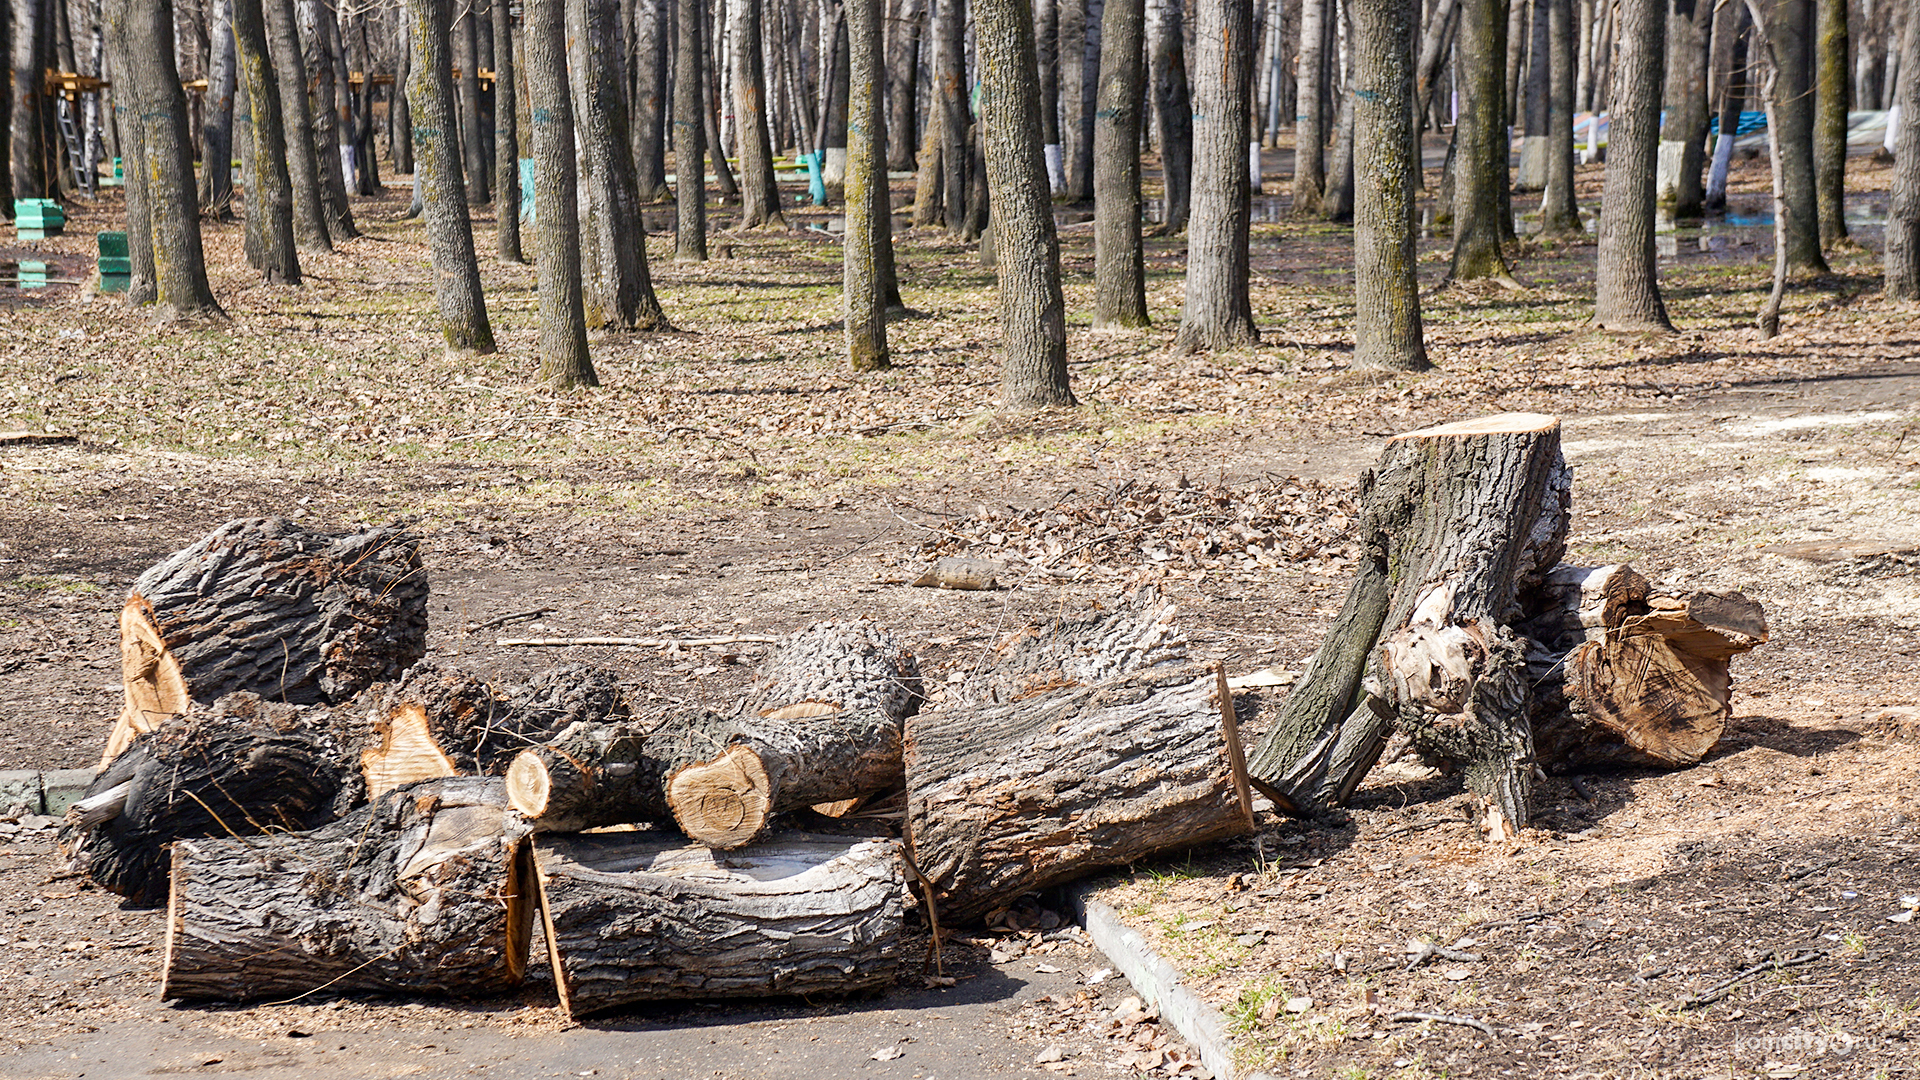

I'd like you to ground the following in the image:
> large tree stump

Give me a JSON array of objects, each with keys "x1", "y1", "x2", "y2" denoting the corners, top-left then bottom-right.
[
  {"x1": 62, "y1": 694, "x2": 362, "y2": 907},
  {"x1": 161, "y1": 777, "x2": 534, "y2": 1002},
  {"x1": 1523, "y1": 564, "x2": 1768, "y2": 770},
  {"x1": 905, "y1": 662, "x2": 1254, "y2": 924},
  {"x1": 109, "y1": 518, "x2": 429, "y2": 764},
  {"x1": 751, "y1": 620, "x2": 925, "y2": 721},
  {"x1": 533, "y1": 830, "x2": 904, "y2": 1018},
  {"x1": 1246, "y1": 414, "x2": 1570, "y2": 839}
]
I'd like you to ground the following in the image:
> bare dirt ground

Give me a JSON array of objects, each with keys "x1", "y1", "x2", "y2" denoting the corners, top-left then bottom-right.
[{"x1": 2, "y1": 152, "x2": 1917, "y2": 1079}]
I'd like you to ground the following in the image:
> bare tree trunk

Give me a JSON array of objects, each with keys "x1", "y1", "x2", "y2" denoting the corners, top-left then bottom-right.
[
  {"x1": 1060, "y1": 0, "x2": 1091, "y2": 199},
  {"x1": 974, "y1": 0, "x2": 1077, "y2": 406},
  {"x1": 11, "y1": 0, "x2": 50, "y2": 200},
  {"x1": 1352, "y1": 0, "x2": 1428, "y2": 370},
  {"x1": 1812, "y1": 0, "x2": 1848, "y2": 248},
  {"x1": 674, "y1": 0, "x2": 709, "y2": 259},
  {"x1": 887, "y1": 0, "x2": 926, "y2": 171},
  {"x1": 201, "y1": 0, "x2": 237, "y2": 219},
  {"x1": 266, "y1": 0, "x2": 331, "y2": 250},
  {"x1": 1537, "y1": 0, "x2": 1580, "y2": 233},
  {"x1": 1092, "y1": 0, "x2": 1148, "y2": 327},
  {"x1": 406, "y1": 0, "x2": 497, "y2": 353},
  {"x1": 1036, "y1": 0, "x2": 1060, "y2": 187},
  {"x1": 1414, "y1": 0, "x2": 1459, "y2": 126},
  {"x1": 911, "y1": 98, "x2": 945, "y2": 222},
  {"x1": 300, "y1": 0, "x2": 357, "y2": 239},
  {"x1": 846, "y1": 0, "x2": 892, "y2": 368},
  {"x1": 733, "y1": 0, "x2": 788, "y2": 226},
  {"x1": 348, "y1": 7, "x2": 379, "y2": 195},
  {"x1": 493, "y1": 0, "x2": 523, "y2": 260},
  {"x1": 1176, "y1": 0, "x2": 1259, "y2": 350},
  {"x1": 233, "y1": 0, "x2": 300, "y2": 282},
  {"x1": 1592, "y1": 0, "x2": 1672, "y2": 330},
  {"x1": 453, "y1": 0, "x2": 490, "y2": 203},
  {"x1": 634, "y1": 0, "x2": 672, "y2": 201},
  {"x1": 570, "y1": 0, "x2": 672, "y2": 328},
  {"x1": 1148, "y1": 0, "x2": 1191, "y2": 235},
  {"x1": 392, "y1": 14, "x2": 414, "y2": 173},
  {"x1": 526, "y1": 0, "x2": 597, "y2": 386},
  {"x1": 1704, "y1": 0, "x2": 1748, "y2": 210},
  {"x1": 704, "y1": 3, "x2": 741, "y2": 202},
  {"x1": 1766, "y1": 0, "x2": 1830, "y2": 276},
  {"x1": 934, "y1": 0, "x2": 971, "y2": 228},
  {"x1": 1293, "y1": 0, "x2": 1327, "y2": 213},
  {"x1": 1448, "y1": 0, "x2": 1520, "y2": 283},
  {"x1": 1656, "y1": 0, "x2": 1708, "y2": 219},
  {"x1": 1887, "y1": 0, "x2": 1920, "y2": 298}
]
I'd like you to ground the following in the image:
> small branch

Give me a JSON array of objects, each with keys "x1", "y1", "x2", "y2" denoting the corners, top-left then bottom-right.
[
  {"x1": 1678, "y1": 949, "x2": 1825, "y2": 1009},
  {"x1": 1388, "y1": 1011, "x2": 1498, "y2": 1038},
  {"x1": 496, "y1": 634, "x2": 781, "y2": 648},
  {"x1": 467, "y1": 607, "x2": 555, "y2": 633}
]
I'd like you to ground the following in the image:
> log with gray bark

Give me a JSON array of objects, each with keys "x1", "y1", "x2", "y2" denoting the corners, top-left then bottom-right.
[
  {"x1": 749, "y1": 619, "x2": 924, "y2": 722},
  {"x1": 161, "y1": 777, "x2": 535, "y2": 1002},
  {"x1": 533, "y1": 829, "x2": 904, "y2": 1017},
  {"x1": 108, "y1": 517, "x2": 428, "y2": 764},
  {"x1": 943, "y1": 592, "x2": 1187, "y2": 708},
  {"x1": 905, "y1": 661, "x2": 1254, "y2": 924}
]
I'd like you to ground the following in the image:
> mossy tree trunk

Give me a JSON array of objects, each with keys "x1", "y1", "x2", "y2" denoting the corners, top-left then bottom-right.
[
  {"x1": 1448, "y1": 0, "x2": 1519, "y2": 284},
  {"x1": 569, "y1": 0, "x2": 671, "y2": 329},
  {"x1": 1176, "y1": 0, "x2": 1259, "y2": 351},
  {"x1": 1351, "y1": 0, "x2": 1427, "y2": 370},
  {"x1": 1092, "y1": 0, "x2": 1149, "y2": 328},
  {"x1": 1812, "y1": 0, "x2": 1849, "y2": 249},
  {"x1": 232, "y1": 0, "x2": 300, "y2": 283}
]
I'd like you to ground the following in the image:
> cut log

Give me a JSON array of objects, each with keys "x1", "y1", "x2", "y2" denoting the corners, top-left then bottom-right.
[
  {"x1": 751, "y1": 619, "x2": 925, "y2": 722},
  {"x1": 533, "y1": 830, "x2": 904, "y2": 1017},
  {"x1": 665, "y1": 707, "x2": 904, "y2": 849},
  {"x1": 162, "y1": 777, "x2": 534, "y2": 1002},
  {"x1": 1245, "y1": 413, "x2": 1570, "y2": 839},
  {"x1": 359, "y1": 662, "x2": 630, "y2": 799},
  {"x1": 505, "y1": 719, "x2": 666, "y2": 833},
  {"x1": 905, "y1": 662, "x2": 1254, "y2": 924},
  {"x1": 945, "y1": 591, "x2": 1187, "y2": 708},
  {"x1": 1525, "y1": 564, "x2": 1768, "y2": 770},
  {"x1": 61, "y1": 693, "x2": 362, "y2": 907},
  {"x1": 109, "y1": 518, "x2": 429, "y2": 764}
]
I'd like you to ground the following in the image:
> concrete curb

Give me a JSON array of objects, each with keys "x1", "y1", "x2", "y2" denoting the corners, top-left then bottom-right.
[
  {"x1": 0, "y1": 767, "x2": 99, "y2": 817},
  {"x1": 1069, "y1": 884, "x2": 1273, "y2": 1080}
]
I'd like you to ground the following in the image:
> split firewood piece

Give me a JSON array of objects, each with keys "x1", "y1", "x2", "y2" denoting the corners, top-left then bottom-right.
[
  {"x1": 61, "y1": 693, "x2": 363, "y2": 907},
  {"x1": 533, "y1": 830, "x2": 904, "y2": 1018},
  {"x1": 1245, "y1": 413, "x2": 1570, "y2": 839},
  {"x1": 359, "y1": 662, "x2": 631, "y2": 799},
  {"x1": 1526, "y1": 564, "x2": 1768, "y2": 770},
  {"x1": 108, "y1": 517, "x2": 428, "y2": 765},
  {"x1": 750, "y1": 619, "x2": 925, "y2": 722},
  {"x1": 664, "y1": 708, "x2": 904, "y2": 849},
  {"x1": 162, "y1": 777, "x2": 534, "y2": 1002},
  {"x1": 944, "y1": 591, "x2": 1187, "y2": 708},
  {"x1": 905, "y1": 662, "x2": 1254, "y2": 925}
]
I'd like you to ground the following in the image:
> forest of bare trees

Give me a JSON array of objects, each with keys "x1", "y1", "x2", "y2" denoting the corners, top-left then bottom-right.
[{"x1": 4, "y1": 0, "x2": 1919, "y2": 395}]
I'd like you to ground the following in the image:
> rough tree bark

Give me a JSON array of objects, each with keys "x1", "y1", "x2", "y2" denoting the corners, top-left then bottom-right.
[
  {"x1": 1449, "y1": 0, "x2": 1520, "y2": 284},
  {"x1": 455, "y1": 0, "x2": 490, "y2": 203},
  {"x1": 201, "y1": 0, "x2": 237, "y2": 219},
  {"x1": 1537, "y1": 0, "x2": 1582, "y2": 234},
  {"x1": 1245, "y1": 414, "x2": 1570, "y2": 839},
  {"x1": 391, "y1": 14, "x2": 414, "y2": 173},
  {"x1": 1890, "y1": 8, "x2": 1920, "y2": 298},
  {"x1": 407, "y1": 0, "x2": 497, "y2": 353},
  {"x1": 675, "y1": 0, "x2": 709, "y2": 260},
  {"x1": 232, "y1": 0, "x2": 300, "y2": 282},
  {"x1": 974, "y1": 0, "x2": 1078, "y2": 406},
  {"x1": 1176, "y1": 0, "x2": 1259, "y2": 350},
  {"x1": 299, "y1": 0, "x2": 357, "y2": 239},
  {"x1": 1593, "y1": 0, "x2": 1673, "y2": 331},
  {"x1": 494, "y1": 0, "x2": 523, "y2": 261},
  {"x1": 886, "y1": 0, "x2": 926, "y2": 172},
  {"x1": 534, "y1": 832, "x2": 903, "y2": 1017},
  {"x1": 935, "y1": 0, "x2": 971, "y2": 229},
  {"x1": 1293, "y1": 0, "x2": 1328, "y2": 215},
  {"x1": 11, "y1": 0, "x2": 49, "y2": 200},
  {"x1": 162, "y1": 777, "x2": 534, "y2": 1002},
  {"x1": 1766, "y1": 0, "x2": 1831, "y2": 276},
  {"x1": 525, "y1": 0, "x2": 598, "y2": 386},
  {"x1": 1351, "y1": 0, "x2": 1428, "y2": 370},
  {"x1": 633, "y1": 0, "x2": 672, "y2": 202},
  {"x1": 266, "y1": 0, "x2": 332, "y2": 250},
  {"x1": 570, "y1": 0, "x2": 671, "y2": 329},
  {"x1": 1092, "y1": 0, "x2": 1149, "y2": 328},
  {"x1": 733, "y1": 0, "x2": 788, "y2": 228},
  {"x1": 1812, "y1": 0, "x2": 1849, "y2": 248},
  {"x1": 664, "y1": 708, "x2": 904, "y2": 847},
  {"x1": 1656, "y1": 0, "x2": 1708, "y2": 220},
  {"x1": 1148, "y1": 0, "x2": 1192, "y2": 235},
  {"x1": 846, "y1": 0, "x2": 893, "y2": 369}
]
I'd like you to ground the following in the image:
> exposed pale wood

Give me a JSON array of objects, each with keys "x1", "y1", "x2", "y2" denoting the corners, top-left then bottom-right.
[
  {"x1": 506, "y1": 720, "x2": 664, "y2": 832},
  {"x1": 162, "y1": 777, "x2": 533, "y2": 1002},
  {"x1": 533, "y1": 830, "x2": 904, "y2": 1017},
  {"x1": 1388, "y1": 412, "x2": 1560, "y2": 439},
  {"x1": 1214, "y1": 664, "x2": 1256, "y2": 829}
]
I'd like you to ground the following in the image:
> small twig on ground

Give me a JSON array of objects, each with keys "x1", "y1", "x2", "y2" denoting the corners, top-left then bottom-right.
[
  {"x1": 1679, "y1": 949, "x2": 1826, "y2": 1009},
  {"x1": 1404, "y1": 938, "x2": 1482, "y2": 970},
  {"x1": 1374, "y1": 819, "x2": 1451, "y2": 842},
  {"x1": 468, "y1": 607, "x2": 555, "y2": 633},
  {"x1": 497, "y1": 634, "x2": 781, "y2": 648},
  {"x1": 1388, "y1": 1012, "x2": 1498, "y2": 1038},
  {"x1": 1785, "y1": 857, "x2": 1843, "y2": 882}
]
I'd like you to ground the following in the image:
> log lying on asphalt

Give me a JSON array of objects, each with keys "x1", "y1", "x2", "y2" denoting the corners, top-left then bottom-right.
[
  {"x1": 62, "y1": 693, "x2": 362, "y2": 907},
  {"x1": 1246, "y1": 414, "x2": 1570, "y2": 840},
  {"x1": 533, "y1": 830, "x2": 904, "y2": 1018},
  {"x1": 906, "y1": 661, "x2": 1254, "y2": 924},
  {"x1": 108, "y1": 518, "x2": 428, "y2": 764},
  {"x1": 1523, "y1": 564, "x2": 1768, "y2": 770},
  {"x1": 750, "y1": 619, "x2": 924, "y2": 722},
  {"x1": 945, "y1": 591, "x2": 1187, "y2": 707},
  {"x1": 162, "y1": 777, "x2": 534, "y2": 1002}
]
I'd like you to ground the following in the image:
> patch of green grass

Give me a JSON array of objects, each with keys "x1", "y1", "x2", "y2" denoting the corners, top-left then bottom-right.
[{"x1": 9, "y1": 575, "x2": 102, "y2": 594}]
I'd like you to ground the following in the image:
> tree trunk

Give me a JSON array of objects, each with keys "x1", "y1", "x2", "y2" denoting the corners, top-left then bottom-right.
[
  {"x1": 1246, "y1": 413, "x2": 1570, "y2": 839},
  {"x1": 300, "y1": 0, "x2": 357, "y2": 239},
  {"x1": 1704, "y1": 0, "x2": 1748, "y2": 211},
  {"x1": 1321, "y1": 62, "x2": 1357, "y2": 221},
  {"x1": 349, "y1": 8, "x2": 380, "y2": 195},
  {"x1": 1414, "y1": 0, "x2": 1459, "y2": 128},
  {"x1": 1811, "y1": 0, "x2": 1848, "y2": 247},
  {"x1": 1148, "y1": 0, "x2": 1191, "y2": 235},
  {"x1": 1890, "y1": 8, "x2": 1920, "y2": 298},
  {"x1": 665, "y1": 708, "x2": 904, "y2": 847},
  {"x1": 1092, "y1": 0, "x2": 1148, "y2": 328},
  {"x1": 1352, "y1": 0, "x2": 1428, "y2": 370},
  {"x1": 1449, "y1": 0, "x2": 1519, "y2": 283},
  {"x1": 935, "y1": 0, "x2": 971, "y2": 229},
  {"x1": 703, "y1": 9, "x2": 742, "y2": 203},
  {"x1": 407, "y1": 0, "x2": 498, "y2": 352},
  {"x1": 1293, "y1": 0, "x2": 1328, "y2": 213},
  {"x1": 755, "y1": 620, "x2": 925, "y2": 720},
  {"x1": 1537, "y1": 0, "x2": 1581, "y2": 234},
  {"x1": 162, "y1": 777, "x2": 534, "y2": 1002},
  {"x1": 266, "y1": 0, "x2": 332, "y2": 250},
  {"x1": 525, "y1": 0, "x2": 598, "y2": 386},
  {"x1": 232, "y1": 0, "x2": 301, "y2": 282},
  {"x1": 453, "y1": 0, "x2": 490, "y2": 203},
  {"x1": 845, "y1": 0, "x2": 893, "y2": 368},
  {"x1": 912, "y1": 96, "x2": 945, "y2": 223},
  {"x1": 945, "y1": 594, "x2": 1187, "y2": 707},
  {"x1": 733, "y1": 0, "x2": 788, "y2": 227},
  {"x1": 1059, "y1": 0, "x2": 1088, "y2": 199},
  {"x1": 1176, "y1": 0, "x2": 1258, "y2": 350},
  {"x1": 674, "y1": 0, "x2": 709, "y2": 259},
  {"x1": 11, "y1": 0, "x2": 49, "y2": 200},
  {"x1": 1516, "y1": 0, "x2": 1550, "y2": 189},
  {"x1": 1522, "y1": 564, "x2": 1768, "y2": 771},
  {"x1": 1593, "y1": 0, "x2": 1672, "y2": 331},
  {"x1": 634, "y1": 0, "x2": 673, "y2": 202},
  {"x1": 571, "y1": 0, "x2": 672, "y2": 329},
  {"x1": 493, "y1": 0, "x2": 523, "y2": 261},
  {"x1": 907, "y1": 662, "x2": 1254, "y2": 924},
  {"x1": 974, "y1": 0, "x2": 1078, "y2": 406},
  {"x1": 1656, "y1": 0, "x2": 1708, "y2": 219},
  {"x1": 887, "y1": 0, "x2": 926, "y2": 171},
  {"x1": 819, "y1": 8, "x2": 851, "y2": 193},
  {"x1": 201, "y1": 0, "x2": 237, "y2": 219},
  {"x1": 392, "y1": 13, "x2": 415, "y2": 173},
  {"x1": 114, "y1": 54, "x2": 159, "y2": 305},
  {"x1": 1766, "y1": 0, "x2": 1830, "y2": 276},
  {"x1": 1038, "y1": 0, "x2": 1062, "y2": 188},
  {"x1": 107, "y1": 0, "x2": 225, "y2": 322},
  {"x1": 534, "y1": 831, "x2": 904, "y2": 1017},
  {"x1": 107, "y1": 518, "x2": 429, "y2": 763}
]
